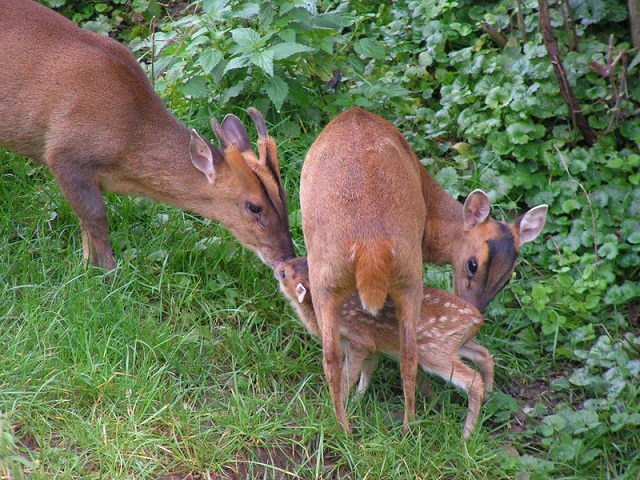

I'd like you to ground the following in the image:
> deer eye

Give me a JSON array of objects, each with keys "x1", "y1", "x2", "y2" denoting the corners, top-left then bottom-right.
[
  {"x1": 280, "y1": 269, "x2": 286, "y2": 279},
  {"x1": 467, "y1": 257, "x2": 478, "y2": 275},
  {"x1": 247, "y1": 202, "x2": 262, "y2": 214}
]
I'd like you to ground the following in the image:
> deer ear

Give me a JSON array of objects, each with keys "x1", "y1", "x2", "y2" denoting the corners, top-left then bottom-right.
[
  {"x1": 190, "y1": 129, "x2": 219, "y2": 183},
  {"x1": 518, "y1": 205, "x2": 548, "y2": 246},
  {"x1": 296, "y1": 283, "x2": 307, "y2": 304},
  {"x1": 463, "y1": 189, "x2": 491, "y2": 230},
  {"x1": 220, "y1": 114, "x2": 252, "y2": 152}
]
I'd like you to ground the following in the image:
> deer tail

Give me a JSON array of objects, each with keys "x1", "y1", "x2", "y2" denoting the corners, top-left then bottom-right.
[{"x1": 352, "y1": 239, "x2": 393, "y2": 315}]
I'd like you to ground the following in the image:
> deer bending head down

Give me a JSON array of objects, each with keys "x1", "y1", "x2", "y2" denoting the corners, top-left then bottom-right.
[
  {"x1": 430, "y1": 187, "x2": 548, "y2": 311},
  {"x1": 300, "y1": 107, "x2": 547, "y2": 433},
  {"x1": 274, "y1": 256, "x2": 495, "y2": 438},
  {"x1": 0, "y1": 0, "x2": 294, "y2": 269}
]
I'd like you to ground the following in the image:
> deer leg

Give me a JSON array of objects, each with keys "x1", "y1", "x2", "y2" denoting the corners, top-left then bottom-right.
[
  {"x1": 315, "y1": 296, "x2": 351, "y2": 434},
  {"x1": 355, "y1": 353, "x2": 380, "y2": 399},
  {"x1": 454, "y1": 359, "x2": 485, "y2": 439},
  {"x1": 390, "y1": 284, "x2": 421, "y2": 435},
  {"x1": 342, "y1": 346, "x2": 374, "y2": 402},
  {"x1": 459, "y1": 341, "x2": 495, "y2": 396},
  {"x1": 52, "y1": 165, "x2": 115, "y2": 270},
  {"x1": 424, "y1": 355, "x2": 485, "y2": 439}
]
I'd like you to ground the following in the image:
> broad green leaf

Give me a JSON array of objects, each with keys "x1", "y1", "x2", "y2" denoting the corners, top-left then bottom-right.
[
  {"x1": 531, "y1": 283, "x2": 550, "y2": 311},
  {"x1": 606, "y1": 157, "x2": 624, "y2": 169},
  {"x1": 315, "y1": 12, "x2": 355, "y2": 30},
  {"x1": 561, "y1": 198, "x2": 581, "y2": 213},
  {"x1": 220, "y1": 81, "x2": 245, "y2": 103},
  {"x1": 539, "y1": 414, "x2": 568, "y2": 437},
  {"x1": 223, "y1": 55, "x2": 251, "y2": 74},
  {"x1": 628, "y1": 230, "x2": 640, "y2": 244},
  {"x1": 198, "y1": 49, "x2": 223, "y2": 74},
  {"x1": 354, "y1": 38, "x2": 386, "y2": 60},
  {"x1": 250, "y1": 50, "x2": 274, "y2": 76},
  {"x1": 201, "y1": 0, "x2": 231, "y2": 19},
  {"x1": 506, "y1": 122, "x2": 532, "y2": 144},
  {"x1": 629, "y1": 50, "x2": 640, "y2": 71},
  {"x1": 231, "y1": 28, "x2": 261, "y2": 49},
  {"x1": 264, "y1": 77, "x2": 289, "y2": 111},
  {"x1": 379, "y1": 84, "x2": 410, "y2": 97},
  {"x1": 269, "y1": 42, "x2": 314, "y2": 60},
  {"x1": 182, "y1": 76, "x2": 208, "y2": 99},
  {"x1": 597, "y1": 242, "x2": 618, "y2": 260}
]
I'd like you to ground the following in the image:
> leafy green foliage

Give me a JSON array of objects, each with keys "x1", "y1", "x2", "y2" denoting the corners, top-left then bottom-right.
[
  {"x1": 3, "y1": 0, "x2": 640, "y2": 478},
  {"x1": 133, "y1": 0, "x2": 353, "y2": 111},
  {"x1": 39, "y1": 0, "x2": 161, "y2": 38}
]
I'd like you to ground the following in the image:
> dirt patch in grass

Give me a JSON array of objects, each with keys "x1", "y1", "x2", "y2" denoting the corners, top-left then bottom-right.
[{"x1": 502, "y1": 364, "x2": 582, "y2": 435}]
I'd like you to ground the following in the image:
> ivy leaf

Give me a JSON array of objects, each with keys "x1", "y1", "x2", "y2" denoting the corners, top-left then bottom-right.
[
  {"x1": 628, "y1": 230, "x2": 640, "y2": 244},
  {"x1": 540, "y1": 414, "x2": 568, "y2": 437},
  {"x1": 354, "y1": 38, "x2": 386, "y2": 60},
  {"x1": 264, "y1": 76, "x2": 289, "y2": 111},
  {"x1": 269, "y1": 42, "x2": 315, "y2": 60},
  {"x1": 506, "y1": 122, "x2": 532, "y2": 144},
  {"x1": 562, "y1": 198, "x2": 581, "y2": 213}
]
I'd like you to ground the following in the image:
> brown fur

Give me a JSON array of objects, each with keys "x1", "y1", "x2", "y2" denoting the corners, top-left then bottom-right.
[
  {"x1": 353, "y1": 239, "x2": 394, "y2": 314},
  {"x1": 299, "y1": 108, "x2": 547, "y2": 433},
  {"x1": 300, "y1": 108, "x2": 427, "y2": 433},
  {"x1": 274, "y1": 257, "x2": 495, "y2": 438},
  {"x1": 0, "y1": 0, "x2": 294, "y2": 269},
  {"x1": 418, "y1": 169, "x2": 548, "y2": 311}
]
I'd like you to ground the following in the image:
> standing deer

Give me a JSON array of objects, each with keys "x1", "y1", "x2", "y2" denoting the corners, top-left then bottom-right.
[
  {"x1": 0, "y1": 0, "x2": 294, "y2": 269},
  {"x1": 300, "y1": 107, "x2": 547, "y2": 433},
  {"x1": 274, "y1": 256, "x2": 495, "y2": 438}
]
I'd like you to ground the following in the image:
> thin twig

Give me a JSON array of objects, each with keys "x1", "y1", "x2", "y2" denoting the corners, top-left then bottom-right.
[
  {"x1": 482, "y1": 23, "x2": 508, "y2": 48},
  {"x1": 539, "y1": 0, "x2": 597, "y2": 145}
]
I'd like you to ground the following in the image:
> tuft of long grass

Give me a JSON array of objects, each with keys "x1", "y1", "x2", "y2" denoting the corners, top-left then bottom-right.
[{"x1": 1, "y1": 145, "x2": 531, "y2": 479}]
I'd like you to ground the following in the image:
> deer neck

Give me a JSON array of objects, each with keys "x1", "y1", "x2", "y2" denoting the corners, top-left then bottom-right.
[
  {"x1": 105, "y1": 117, "x2": 214, "y2": 217},
  {"x1": 420, "y1": 169, "x2": 465, "y2": 266},
  {"x1": 293, "y1": 301, "x2": 321, "y2": 338}
]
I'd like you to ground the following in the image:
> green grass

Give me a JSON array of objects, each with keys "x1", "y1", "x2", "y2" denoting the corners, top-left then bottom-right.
[{"x1": 1, "y1": 146, "x2": 638, "y2": 479}]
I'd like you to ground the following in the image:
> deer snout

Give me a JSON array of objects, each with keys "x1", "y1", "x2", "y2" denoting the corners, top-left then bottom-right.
[{"x1": 272, "y1": 255, "x2": 295, "y2": 270}]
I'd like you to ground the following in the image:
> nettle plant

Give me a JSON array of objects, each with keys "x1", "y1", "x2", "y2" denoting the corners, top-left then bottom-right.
[
  {"x1": 42, "y1": 0, "x2": 161, "y2": 37},
  {"x1": 134, "y1": 0, "x2": 353, "y2": 112}
]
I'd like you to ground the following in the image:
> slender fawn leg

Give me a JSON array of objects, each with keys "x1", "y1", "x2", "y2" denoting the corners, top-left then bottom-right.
[
  {"x1": 458, "y1": 341, "x2": 495, "y2": 395},
  {"x1": 343, "y1": 344, "x2": 374, "y2": 402}
]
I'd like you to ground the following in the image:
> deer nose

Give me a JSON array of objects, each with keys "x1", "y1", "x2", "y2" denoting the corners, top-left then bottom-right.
[{"x1": 272, "y1": 255, "x2": 295, "y2": 269}]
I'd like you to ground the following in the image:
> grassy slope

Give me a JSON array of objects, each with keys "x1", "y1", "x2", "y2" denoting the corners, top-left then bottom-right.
[
  {"x1": 0, "y1": 110, "x2": 638, "y2": 480},
  {"x1": 0, "y1": 136, "x2": 546, "y2": 480}
]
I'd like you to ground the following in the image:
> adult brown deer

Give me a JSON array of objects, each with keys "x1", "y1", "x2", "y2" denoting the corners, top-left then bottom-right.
[
  {"x1": 0, "y1": 0, "x2": 294, "y2": 270},
  {"x1": 274, "y1": 256, "x2": 495, "y2": 438},
  {"x1": 300, "y1": 107, "x2": 547, "y2": 433}
]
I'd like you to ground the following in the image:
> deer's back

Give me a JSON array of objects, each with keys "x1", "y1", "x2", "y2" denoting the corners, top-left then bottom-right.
[
  {"x1": 301, "y1": 108, "x2": 425, "y2": 255},
  {"x1": 336, "y1": 287, "x2": 483, "y2": 356},
  {"x1": 0, "y1": 0, "x2": 173, "y2": 162}
]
